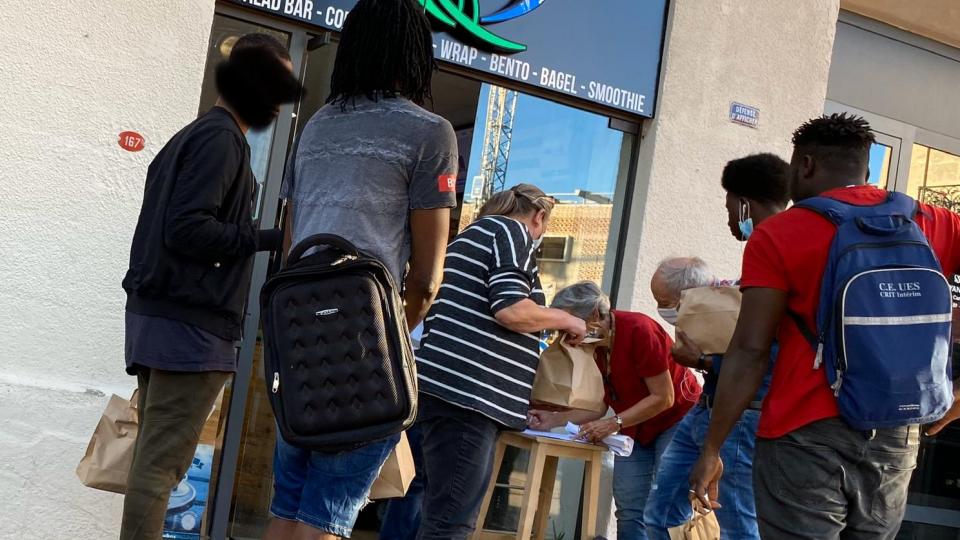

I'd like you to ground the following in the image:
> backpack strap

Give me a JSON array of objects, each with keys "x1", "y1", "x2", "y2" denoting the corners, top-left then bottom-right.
[
  {"x1": 787, "y1": 309, "x2": 818, "y2": 349},
  {"x1": 792, "y1": 195, "x2": 852, "y2": 226},
  {"x1": 795, "y1": 190, "x2": 919, "y2": 225},
  {"x1": 886, "y1": 191, "x2": 920, "y2": 220}
]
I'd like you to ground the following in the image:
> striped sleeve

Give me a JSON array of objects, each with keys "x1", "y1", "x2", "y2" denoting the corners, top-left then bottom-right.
[{"x1": 485, "y1": 218, "x2": 536, "y2": 314}]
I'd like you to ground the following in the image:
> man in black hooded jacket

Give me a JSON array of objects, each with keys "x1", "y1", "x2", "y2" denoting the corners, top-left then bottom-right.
[{"x1": 119, "y1": 34, "x2": 301, "y2": 540}]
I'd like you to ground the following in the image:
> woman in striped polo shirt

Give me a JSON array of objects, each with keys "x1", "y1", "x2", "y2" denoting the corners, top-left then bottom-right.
[{"x1": 413, "y1": 184, "x2": 587, "y2": 539}]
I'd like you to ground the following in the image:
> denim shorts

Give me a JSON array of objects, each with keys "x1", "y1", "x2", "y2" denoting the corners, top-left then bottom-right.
[{"x1": 270, "y1": 432, "x2": 400, "y2": 537}]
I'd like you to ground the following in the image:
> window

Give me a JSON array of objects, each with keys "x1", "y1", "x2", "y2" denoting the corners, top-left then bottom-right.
[
  {"x1": 907, "y1": 144, "x2": 960, "y2": 211},
  {"x1": 462, "y1": 84, "x2": 636, "y2": 537},
  {"x1": 868, "y1": 142, "x2": 893, "y2": 189},
  {"x1": 537, "y1": 236, "x2": 573, "y2": 262},
  {"x1": 462, "y1": 84, "x2": 636, "y2": 304},
  {"x1": 904, "y1": 143, "x2": 960, "y2": 527}
]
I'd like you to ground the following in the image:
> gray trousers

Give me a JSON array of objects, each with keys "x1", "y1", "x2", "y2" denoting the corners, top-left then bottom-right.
[{"x1": 753, "y1": 417, "x2": 920, "y2": 540}]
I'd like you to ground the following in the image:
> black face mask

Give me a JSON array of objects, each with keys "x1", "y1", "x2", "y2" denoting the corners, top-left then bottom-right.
[{"x1": 216, "y1": 47, "x2": 303, "y2": 129}]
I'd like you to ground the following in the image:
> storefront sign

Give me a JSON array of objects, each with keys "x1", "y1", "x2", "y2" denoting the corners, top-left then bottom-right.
[
  {"x1": 226, "y1": 0, "x2": 668, "y2": 117},
  {"x1": 729, "y1": 102, "x2": 760, "y2": 128}
]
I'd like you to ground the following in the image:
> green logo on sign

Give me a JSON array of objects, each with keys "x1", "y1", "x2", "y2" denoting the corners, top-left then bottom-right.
[{"x1": 420, "y1": 0, "x2": 545, "y2": 52}]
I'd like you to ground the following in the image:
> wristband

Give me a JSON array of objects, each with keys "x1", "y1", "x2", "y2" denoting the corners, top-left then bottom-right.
[{"x1": 696, "y1": 353, "x2": 708, "y2": 371}]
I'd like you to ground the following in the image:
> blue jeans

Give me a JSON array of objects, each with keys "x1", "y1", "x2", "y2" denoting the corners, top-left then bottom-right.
[
  {"x1": 270, "y1": 433, "x2": 399, "y2": 537},
  {"x1": 613, "y1": 424, "x2": 678, "y2": 540},
  {"x1": 644, "y1": 407, "x2": 761, "y2": 540},
  {"x1": 415, "y1": 394, "x2": 501, "y2": 540},
  {"x1": 379, "y1": 423, "x2": 425, "y2": 540}
]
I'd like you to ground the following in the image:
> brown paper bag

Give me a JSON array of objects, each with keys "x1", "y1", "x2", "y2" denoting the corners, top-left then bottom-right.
[
  {"x1": 676, "y1": 287, "x2": 742, "y2": 355},
  {"x1": 668, "y1": 500, "x2": 721, "y2": 540},
  {"x1": 370, "y1": 432, "x2": 415, "y2": 500},
  {"x1": 530, "y1": 336, "x2": 607, "y2": 413},
  {"x1": 76, "y1": 390, "x2": 139, "y2": 494}
]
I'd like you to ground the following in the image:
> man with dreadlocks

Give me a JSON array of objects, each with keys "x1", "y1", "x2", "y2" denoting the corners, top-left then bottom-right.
[
  {"x1": 689, "y1": 113, "x2": 960, "y2": 538},
  {"x1": 263, "y1": 1, "x2": 457, "y2": 539}
]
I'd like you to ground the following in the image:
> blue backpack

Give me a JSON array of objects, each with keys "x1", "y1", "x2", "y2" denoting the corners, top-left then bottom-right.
[{"x1": 790, "y1": 191, "x2": 954, "y2": 430}]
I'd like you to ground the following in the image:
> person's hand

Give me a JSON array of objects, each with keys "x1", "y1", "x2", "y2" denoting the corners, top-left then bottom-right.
[
  {"x1": 527, "y1": 409, "x2": 564, "y2": 431},
  {"x1": 927, "y1": 387, "x2": 960, "y2": 436},
  {"x1": 689, "y1": 451, "x2": 723, "y2": 511},
  {"x1": 671, "y1": 328, "x2": 703, "y2": 369},
  {"x1": 577, "y1": 417, "x2": 620, "y2": 443},
  {"x1": 562, "y1": 316, "x2": 588, "y2": 346}
]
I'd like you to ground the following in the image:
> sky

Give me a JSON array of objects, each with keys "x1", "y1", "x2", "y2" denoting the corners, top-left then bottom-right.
[
  {"x1": 464, "y1": 84, "x2": 626, "y2": 201},
  {"x1": 868, "y1": 142, "x2": 891, "y2": 187}
]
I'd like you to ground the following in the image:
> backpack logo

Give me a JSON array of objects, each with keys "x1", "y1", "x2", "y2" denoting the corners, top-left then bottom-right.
[
  {"x1": 878, "y1": 282, "x2": 922, "y2": 298},
  {"x1": 315, "y1": 308, "x2": 339, "y2": 318}
]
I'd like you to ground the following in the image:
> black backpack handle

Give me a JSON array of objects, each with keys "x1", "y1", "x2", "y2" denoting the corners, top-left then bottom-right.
[
  {"x1": 287, "y1": 234, "x2": 361, "y2": 265},
  {"x1": 855, "y1": 215, "x2": 913, "y2": 237}
]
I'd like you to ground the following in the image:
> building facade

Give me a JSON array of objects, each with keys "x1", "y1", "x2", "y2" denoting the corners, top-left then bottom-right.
[{"x1": 1, "y1": 0, "x2": 958, "y2": 538}]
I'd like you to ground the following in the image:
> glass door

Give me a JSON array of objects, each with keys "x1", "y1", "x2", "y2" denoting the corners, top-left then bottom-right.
[
  {"x1": 826, "y1": 102, "x2": 960, "y2": 538},
  {"x1": 465, "y1": 83, "x2": 637, "y2": 538},
  {"x1": 218, "y1": 31, "x2": 340, "y2": 540},
  {"x1": 867, "y1": 132, "x2": 900, "y2": 190},
  {"x1": 900, "y1": 132, "x2": 960, "y2": 538},
  {"x1": 160, "y1": 12, "x2": 295, "y2": 540}
]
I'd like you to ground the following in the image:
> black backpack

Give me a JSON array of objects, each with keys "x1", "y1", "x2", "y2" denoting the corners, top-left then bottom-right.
[{"x1": 260, "y1": 234, "x2": 417, "y2": 452}]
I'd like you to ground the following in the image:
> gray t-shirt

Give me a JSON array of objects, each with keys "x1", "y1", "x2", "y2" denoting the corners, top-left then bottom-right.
[{"x1": 282, "y1": 97, "x2": 458, "y2": 283}]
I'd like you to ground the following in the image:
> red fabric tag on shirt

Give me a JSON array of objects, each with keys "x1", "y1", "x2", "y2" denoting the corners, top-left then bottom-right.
[{"x1": 438, "y1": 174, "x2": 457, "y2": 193}]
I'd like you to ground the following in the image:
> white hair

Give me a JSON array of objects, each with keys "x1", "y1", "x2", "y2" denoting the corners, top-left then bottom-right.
[
  {"x1": 551, "y1": 281, "x2": 611, "y2": 320},
  {"x1": 655, "y1": 257, "x2": 714, "y2": 296}
]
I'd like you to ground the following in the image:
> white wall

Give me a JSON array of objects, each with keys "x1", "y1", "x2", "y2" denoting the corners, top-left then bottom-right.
[
  {"x1": 0, "y1": 1, "x2": 215, "y2": 537},
  {"x1": 617, "y1": 0, "x2": 841, "y2": 314}
]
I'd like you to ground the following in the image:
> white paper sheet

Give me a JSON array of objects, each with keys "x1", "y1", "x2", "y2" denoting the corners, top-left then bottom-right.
[{"x1": 520, "y1": 422, "x2": 635, "y2": 457}]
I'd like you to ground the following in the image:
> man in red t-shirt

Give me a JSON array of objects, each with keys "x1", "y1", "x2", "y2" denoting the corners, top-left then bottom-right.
[{"x1": 690, "y1": 113, "x2": 960, "y2": 539}]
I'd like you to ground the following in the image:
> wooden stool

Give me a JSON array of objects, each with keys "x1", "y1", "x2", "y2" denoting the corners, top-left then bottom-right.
[{"x1": 473, "y1": 431, "x2": 606, "y2": 540}]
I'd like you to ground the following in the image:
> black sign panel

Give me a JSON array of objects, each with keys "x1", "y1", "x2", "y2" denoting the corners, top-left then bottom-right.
[{"x1": 226, "y1": 0, "x2": 668, "y2": 117}]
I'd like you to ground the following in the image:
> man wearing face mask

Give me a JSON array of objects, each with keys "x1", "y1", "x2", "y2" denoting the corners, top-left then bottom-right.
[{"x1": 645, "y1": 154, "x2": 790, "y2": 540}]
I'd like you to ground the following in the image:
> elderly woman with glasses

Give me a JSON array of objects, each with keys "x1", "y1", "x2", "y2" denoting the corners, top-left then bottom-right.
[
  {"x1": 528, "y1": 281, "x2": 701, "y2": 540},
  {"x1": 413, "y1": 184, "x2": 588, "y2": 539}
]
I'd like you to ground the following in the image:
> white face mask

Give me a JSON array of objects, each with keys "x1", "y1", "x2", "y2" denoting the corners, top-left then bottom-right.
[
  {"x1": 658, "y1": 307, "x2": 679, "y2": 326},
  {"x1": 532, "y1": 236, "x2": 543, "y2": 250},
  {"x1": 738, "y1": 199, "x2": 754, "y2": 240}
]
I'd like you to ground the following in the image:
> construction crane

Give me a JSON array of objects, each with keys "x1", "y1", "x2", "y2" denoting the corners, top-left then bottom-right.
[{"x1": 475, "y1": 86, "x2": 519, "y2": 206}]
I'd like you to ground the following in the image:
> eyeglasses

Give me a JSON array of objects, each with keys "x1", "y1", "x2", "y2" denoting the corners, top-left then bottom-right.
[{"x1": 512, "y1": 189, "x2": 557, "y2": 209}]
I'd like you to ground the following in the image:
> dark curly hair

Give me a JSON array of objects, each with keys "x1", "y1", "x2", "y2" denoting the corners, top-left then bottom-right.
[
  {"x1": 721, "y1": 153, "x2": 790, "y2": 205},
  {"x1": 216, "y1": 35, "x2": 302, "y2": 128},
  {"x1": 231, "y1": 33, "x2": 291, "y2": 62},
  {"x1": 791, "y1": 113, "x2": 875, "y2": 172},
  {"x1": 328, "y1": 0, "x2": 435, "y2": 107}
]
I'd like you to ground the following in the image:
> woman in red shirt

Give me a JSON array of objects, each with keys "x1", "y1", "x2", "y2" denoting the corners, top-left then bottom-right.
[{"x1": 529, "y1": 281, "x2": 701, "y2": 539}]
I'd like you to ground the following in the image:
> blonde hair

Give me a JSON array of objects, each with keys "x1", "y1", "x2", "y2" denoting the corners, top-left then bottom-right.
[{"x1": 477, "y1": 183, "x2": 555, "y2": 220}]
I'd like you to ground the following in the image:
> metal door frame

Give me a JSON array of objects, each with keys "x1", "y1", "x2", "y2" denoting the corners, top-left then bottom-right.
[{"x1": 206, "y1": 7, "x2": 310, "y2": 539}]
